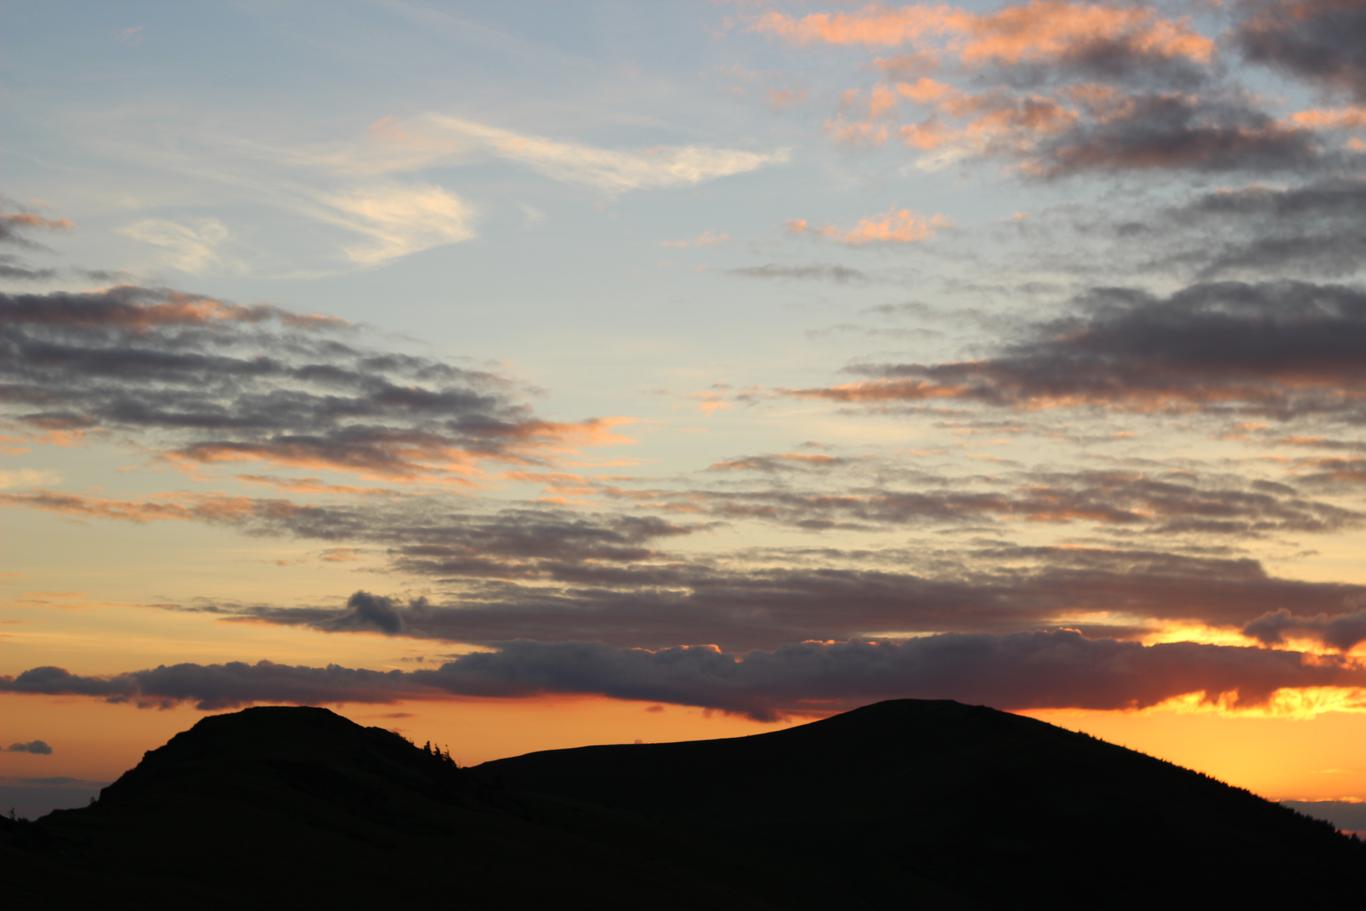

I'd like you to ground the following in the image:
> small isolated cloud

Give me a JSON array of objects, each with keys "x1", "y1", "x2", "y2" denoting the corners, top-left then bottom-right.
[
  {"x1": 788, "y1": 209, "x2": 948, "y2": 245},
  {"x1": 768, "y1": 87, "x2": 809, "y2": 111},
  {"x1": 7, "y1": 740, "x2": 53, "y2": 755},
  {"x1": 118, "y1": 218, "x2": 235, "y2": 274},
  {"x1": 0, "y1": 469, "x2": 60, "y2": 490},
  {"x1": 321, "y1": 183, "x2": 476, "y2": 265},
  {"x1": 662, "y1": 230, "x2": 730, "y2": 249}
]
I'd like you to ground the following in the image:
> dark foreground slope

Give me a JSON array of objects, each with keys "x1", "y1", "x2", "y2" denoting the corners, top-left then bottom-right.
[
  {"x1": 3, "y1": 701, "x2": 1362, "y2": 908},
  {"x1": 479, "y1": 699, "x2": 1366, "y2": 905},
  {"x1": 3, "y1": 706, "x2": 741, "y2": 908}
]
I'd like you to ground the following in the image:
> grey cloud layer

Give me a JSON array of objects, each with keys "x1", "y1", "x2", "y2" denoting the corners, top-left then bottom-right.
[
  {"x1": 610, "y1": 468, "x2": 1359, "y2": 537},
  {"x1": 1244, "y1": 608, "x2": 1366, "y2": 652},
  {"x1": 1036, "y1": 93, "x2": 1326, "y2": 177},
  {"x1": 727, "y1": 263, "x2": 870, "y2": 283},
  {"x1": 1239, "y1": 0, "x2": 1366, "y2": 101},
  {"x1": 1130, "y1": 178, "x2": 1366, "y2": 280},
  {"x1": 0, "y1": 286, "x2": 611, "y2": 478},
  {"x1": 4, "y1": 630, "x2": 1362, "y2": 720},
  {"x1": 6, "y1": 463, "x2": 1363, "y2": 651},
  {"x1": 179, "y1": 538, "x2": 1366, "y2": 652},
  {"x1": 793, "y1": 280, "x2": 1366, "y2": 422}
]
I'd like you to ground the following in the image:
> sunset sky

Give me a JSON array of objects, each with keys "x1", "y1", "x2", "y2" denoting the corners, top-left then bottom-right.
[{"x1": 3, "y1": 0, "x2": 1366, "y2": 824}]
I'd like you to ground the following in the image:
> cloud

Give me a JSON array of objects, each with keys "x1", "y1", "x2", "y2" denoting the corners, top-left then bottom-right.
[
  {"x1": 0, "y1": 200, "x2": 73, "y2": 248},
  {"x1": 0, "y1": 258, "x2": 58, "y2": 281},
  {"x1": 707, "y1": 451, "x2": 855, "y2": 473},
  {"x1": 325, "y1": 591, "x2": 406, "y2": 635},
  {"x1": 1144, "y1": 177, "x2": 1366, "y2": 279},
  {"x1": 662, "y1": 230, "x2": 730, "y2": 249},
  {"x1": 318, "y1": 184, "x2": 475, "y2": 265},
  {"x1": 609, "y1": 468, "x2": 1360, "y2": 537},
  {"x1": 6, "y1": 740, "x2": 53, "y2": 755},
  {"x1": 94, "y1": 113, "x2": 783, "y2": 270},
  {"x1": 117, "y1": 217, "x2": 236, "y2": 274},
  {"x1": 0, "y1": 662, "x2": 412, "y2": 711},
  {"x1": 727, "y1": 263, "x2": 870, "y2": 283},
  {"x1": 6, "y1": 441, "x2": 1363, "y2": 653},
  {"x1": 786, "y1": 280, "x2": 1366, "y2": 422},
  {"x1": 1243, "y1": 608, "x2": 1366, "y2": 652},
  {"x1": 154, "y1": 534, "x2": 1366, "y2": 652},
  {"x1": 1238, "y1": 0, "x2": 1366, "y2": 102},
  {"x1": 4, "y1": 630, "x2": 1363, "y2": 720},
  {"x1": 0, "y1": 469, "x2": 60, "y2": 490},
  {"x1": 788, "y1": 209, "x2": 948, "y2": 245},
  {"x1": 1031, "y1": 93, "x2": 1323, "y2": 177},
  {"x1": 418, "y1": 115, "x2": 789, "y2": 192},
  {"x1": 0, "y1": 285, "x2": 627, "y2": 480},
  {"x1": 755, "y1": 2, "x2": 1213, "y2": 67},
  {"x1": 766, "y1": 5, "x2": 1354, "y2": 177},
  {"x1": 0, "y1": 198, "x2": 72, "y2": 281},
  {"x1": 1, "y1": 487, "x2": 698, "y2": 585},
  {"x1": 866, "y1": 83, "x2": 1325, "y2": 176}
]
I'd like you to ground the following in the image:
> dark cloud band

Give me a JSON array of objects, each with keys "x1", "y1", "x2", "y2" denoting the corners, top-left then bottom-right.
[{"x1": 4, "y1": 630, "x2": 1361, "y2": 721}]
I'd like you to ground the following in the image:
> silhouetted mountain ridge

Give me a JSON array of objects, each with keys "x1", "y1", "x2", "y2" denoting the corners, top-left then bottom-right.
[{"x1": 5, "y1": 700, "x2": 1362, "y2": 908}]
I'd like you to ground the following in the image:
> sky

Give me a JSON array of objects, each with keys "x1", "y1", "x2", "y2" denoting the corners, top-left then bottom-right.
[{"x1": 2, "y1": 0, "x2": 1366, "y2": 825}]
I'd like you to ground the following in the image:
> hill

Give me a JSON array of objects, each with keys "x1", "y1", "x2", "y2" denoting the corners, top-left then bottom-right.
[{"x1": 3, "y1": 700, "x2": 1361, "y2": 907}]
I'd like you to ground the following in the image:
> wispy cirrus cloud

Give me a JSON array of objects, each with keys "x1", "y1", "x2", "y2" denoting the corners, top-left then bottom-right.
[
  {"x1": 99, "y1": 112, "x2": 786, "y2": 270},
  {"x1": 416, "y1": 115, "x2": 789, "y2": 192},
  {"x1": 317, "y1": 183, "x2": 476, "y2": 266},
  {"x1": 117, "y1": 217, "x2": 239, "y2": 274}
]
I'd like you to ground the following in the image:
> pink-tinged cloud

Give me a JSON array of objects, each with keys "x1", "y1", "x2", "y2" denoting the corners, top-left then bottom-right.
[
  {"x1": 1287, "y1": 107, "x2": 1366, "y2": 131},
  {"x1": 755, "y1": 2, "x2": 1212, "y2": 65},
  {"x1": 0, "y1": 490, "x2": 303, "y2": 526},
  {"x1": 754, "y1": 5, "x2": 966, "y2": 48},
  {"x1": 0, "y1": 211, "x2": 74, "y2": 232},
  {"x1": 788, "y1": 209, "x2": 948, "y2": 245}
]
